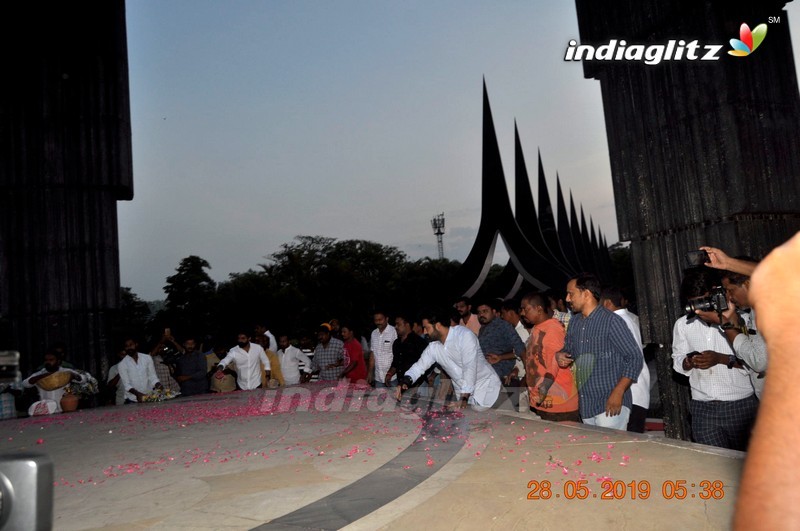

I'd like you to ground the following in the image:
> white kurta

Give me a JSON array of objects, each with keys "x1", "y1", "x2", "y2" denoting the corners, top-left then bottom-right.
[
  {"x1": 405, "y1": 325, "x2": 501, "y2": 408},
  {"x1": 118, "y1": 353, "x2": 161, "y2": 402},
  {"x1": 614, "y1": 308, "x2": 651, "y2": 409},
  {"x1": 278, "y1": 345, "x2": 313, "y2": 385}
]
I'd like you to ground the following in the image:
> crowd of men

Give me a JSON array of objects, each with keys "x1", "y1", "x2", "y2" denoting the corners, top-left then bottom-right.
[{"x1": 13, "y1": 244, "x2": 767, "y2": 453}]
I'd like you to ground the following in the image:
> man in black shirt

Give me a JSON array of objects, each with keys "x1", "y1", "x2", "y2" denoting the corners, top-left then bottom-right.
[
  {"x1": 174, "y1": 337, "x2": 210, "y2": 397},
  {"x1": 386, "y1": 314, "x2": 429, "y2": 402}
]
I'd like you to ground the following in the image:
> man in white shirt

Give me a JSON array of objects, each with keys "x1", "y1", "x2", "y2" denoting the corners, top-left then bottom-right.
[
  {"x1": 277, "y1": 334, "x2": 312, "y2": 385},
  {"x1": 672, "y1": 269, "x2": 757, "y2": 451},
  {"x1": 215, "y1": 333, "x2": 271, "y2": 390},
  {"x1": 397, "y1": 310, "x2": 501, "y2": 411},
  {"x1": 118, "y1": 339, "x2": 162, "y2": 403},
  {"x1": 106, "y1": 350, "x2": 127, "y2": 406},
  {"x1": 601, "y1": 286, "x2": 651, "y2": 433},
  {"x1": 719, "y1": 271, "x2": 766, "y2": 399},
  {"x1": 23, "y1": 350, "x2": 87, "y2": 414},
  {"x1": 367, "y1": 310, "x2": 397, "y2": 387}
]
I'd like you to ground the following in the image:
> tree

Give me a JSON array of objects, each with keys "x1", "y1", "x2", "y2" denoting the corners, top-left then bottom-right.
[
  {"x1": 156, "y1": 256, "x2": 217, "y2": 339},
  {"x1": 214, "y1": 269, "x2": 272, "y2": 340},
  {"x1": 108, "y1": 287, "x2": 152, "y2": 348},
  {"x1": 159, "y1": 237, "x2": 470, "y2": 343},
  {"x1": 396, "y1": 257, "x2": 463, "y2": 314},
  {"x1": 257, "y1": 236, "x2": 409, "y2": 332}
]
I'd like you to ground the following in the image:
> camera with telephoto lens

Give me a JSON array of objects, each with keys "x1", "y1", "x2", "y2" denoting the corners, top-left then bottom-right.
[
  {"x1": 158, "y1": 347, "x2": 182, "y2": 366},
  {"x1": 684, "y1": 286, "x2": 729, "y2": 315}
]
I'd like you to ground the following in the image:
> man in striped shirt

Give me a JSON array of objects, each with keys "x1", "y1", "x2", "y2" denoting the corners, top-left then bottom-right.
[
  {"x1": 556, "y1": 273, "x2": 643, "y2": 430},
  {"x1": 368, "y1": 310, "x2": 397, "y2": 387}
]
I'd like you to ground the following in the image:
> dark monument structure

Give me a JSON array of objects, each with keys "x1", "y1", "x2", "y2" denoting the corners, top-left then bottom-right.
[
  {"x1": 456, "y1": 82, "x2": 612, "y2": 299},
  {"x1": 575, "y1": 0, "x2": 800, "y2": 439},
  {"x1": 0, "y1": 0, "x2": 133, "y2": 375}
]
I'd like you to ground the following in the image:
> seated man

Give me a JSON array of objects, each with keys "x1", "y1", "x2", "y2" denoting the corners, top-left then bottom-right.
[
  {"x1": 105, "y1": 350, "x2": 127, "y2": 406},
  {"x1": 149, "y1": 332, "x2": 181, "y2": 394},
  {"x1": 23, "y1": 350, "x2": 87, "y2": 415},
  {"x1": 397, "y1": 310, "x2": 502, "y2": 411},
  {"x1": 173, "y1": 337, "x2": 210, "y2": 397},
  {"x1": 119, "y1": 339, "x2": 163, "y2": 403}
]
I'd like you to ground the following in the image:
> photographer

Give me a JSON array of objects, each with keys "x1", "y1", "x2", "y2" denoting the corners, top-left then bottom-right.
[
  {"x1": 671, "y1": 268, "x2": 757, "y2": 451},
  {"x1": 696, "y1": 247, "x2": 765, "y2": 398},
  {"x1": 149, "y1": 331, "x2": 182, "y2": 394}
]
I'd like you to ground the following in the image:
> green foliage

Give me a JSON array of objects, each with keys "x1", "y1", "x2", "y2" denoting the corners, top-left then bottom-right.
[
  {"x1": 218, "y1": 236, "x2": 464, "y2": 338},
  {"x1": 119, "y1": 236, "x2": 475, "y2": 343},
  {"x1": 153, "y1": 256, "x2": 217, "y2": 340},
  {"x1": 108, "y1": 287, "x2": 152, "y2": 347},
  {"x1": 214, "y1": 269, "x2": 272, "y2": 338},
  {"x1": 254, "y1": 236, "x2": 411, "y2": 335}
]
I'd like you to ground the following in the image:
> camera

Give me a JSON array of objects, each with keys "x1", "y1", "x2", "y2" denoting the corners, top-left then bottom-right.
[
  {"x1": 156, "y1": 346, "x2": 181, "y2": 366},
  {"x1": 685, "y1": 286, "x2": 729, "y2": 315},
  {"x1": 685, "y1": 250, "x2": 710, "y2": 267}
]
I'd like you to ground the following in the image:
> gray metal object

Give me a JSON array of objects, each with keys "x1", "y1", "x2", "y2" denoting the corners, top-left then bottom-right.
[
  {"x1": 0, "y1": 453, "x2": 53, "y2": 531},
  {"x1": 0, "y1": 352, "x2": 20, "y2": 386}
]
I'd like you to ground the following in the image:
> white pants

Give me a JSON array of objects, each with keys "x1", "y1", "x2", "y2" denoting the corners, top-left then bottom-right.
[{"x1": 582, "y1": 406, "x2": 630, "y2": 431}]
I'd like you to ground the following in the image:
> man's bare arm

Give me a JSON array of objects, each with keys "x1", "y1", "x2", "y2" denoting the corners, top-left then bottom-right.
[
  {"x1": 700, "y1": 245, "x2": 757, "y2": 276},
  {"x1": 734, "y1": 232, "x2": 800, "y2": 530}
]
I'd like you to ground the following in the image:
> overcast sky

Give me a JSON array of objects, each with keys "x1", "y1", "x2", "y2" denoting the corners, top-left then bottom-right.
[{"x1": 120, "y1": 1, "x2": 800, "y2": 300}]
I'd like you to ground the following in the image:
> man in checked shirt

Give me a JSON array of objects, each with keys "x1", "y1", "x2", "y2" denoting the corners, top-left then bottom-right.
[
  {"x1": 367, "y1": 310, "x2": 397, "y2": 387},
  {"x1": 556, "y1": 273, "x2": 643, "y2": 430}
]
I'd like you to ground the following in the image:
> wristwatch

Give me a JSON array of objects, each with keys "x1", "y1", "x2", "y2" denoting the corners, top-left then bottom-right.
[{"x1": 726, "y1": 355, "x2": 737, "y2": 369}]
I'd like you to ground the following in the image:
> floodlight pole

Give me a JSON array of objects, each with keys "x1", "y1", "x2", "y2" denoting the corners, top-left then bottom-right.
[{"x1": 431, "y1": 213, "x2": 445, "y2": 260}]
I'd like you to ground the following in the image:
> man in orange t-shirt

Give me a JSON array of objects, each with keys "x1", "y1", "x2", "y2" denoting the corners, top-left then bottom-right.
[{"x1": 520, "y1": 292, "x2": 579, "y2": 422}]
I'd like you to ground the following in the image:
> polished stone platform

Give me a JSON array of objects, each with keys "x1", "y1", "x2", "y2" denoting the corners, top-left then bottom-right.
[{"x1": 0, "y1": 383, "x2": 742, "y2": 530}]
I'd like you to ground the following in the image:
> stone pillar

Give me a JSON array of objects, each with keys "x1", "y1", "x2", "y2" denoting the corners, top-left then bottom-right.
[{"x1": 0, "y1": 0, "x2": 133, "y2": 375}]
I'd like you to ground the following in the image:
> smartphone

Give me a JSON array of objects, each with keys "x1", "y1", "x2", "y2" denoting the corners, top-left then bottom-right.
[
  {"x1": 165, "y1": 328, "x2": 171, "y2": 336},
  {"x1": 685, "y1": 250, "x2": 710, "y2": 267}
]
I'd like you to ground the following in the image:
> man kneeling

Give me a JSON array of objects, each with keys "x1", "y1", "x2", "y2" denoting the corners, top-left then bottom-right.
[{"x1": 396, "y1": 310, "x2": 501, "y2": 411}]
